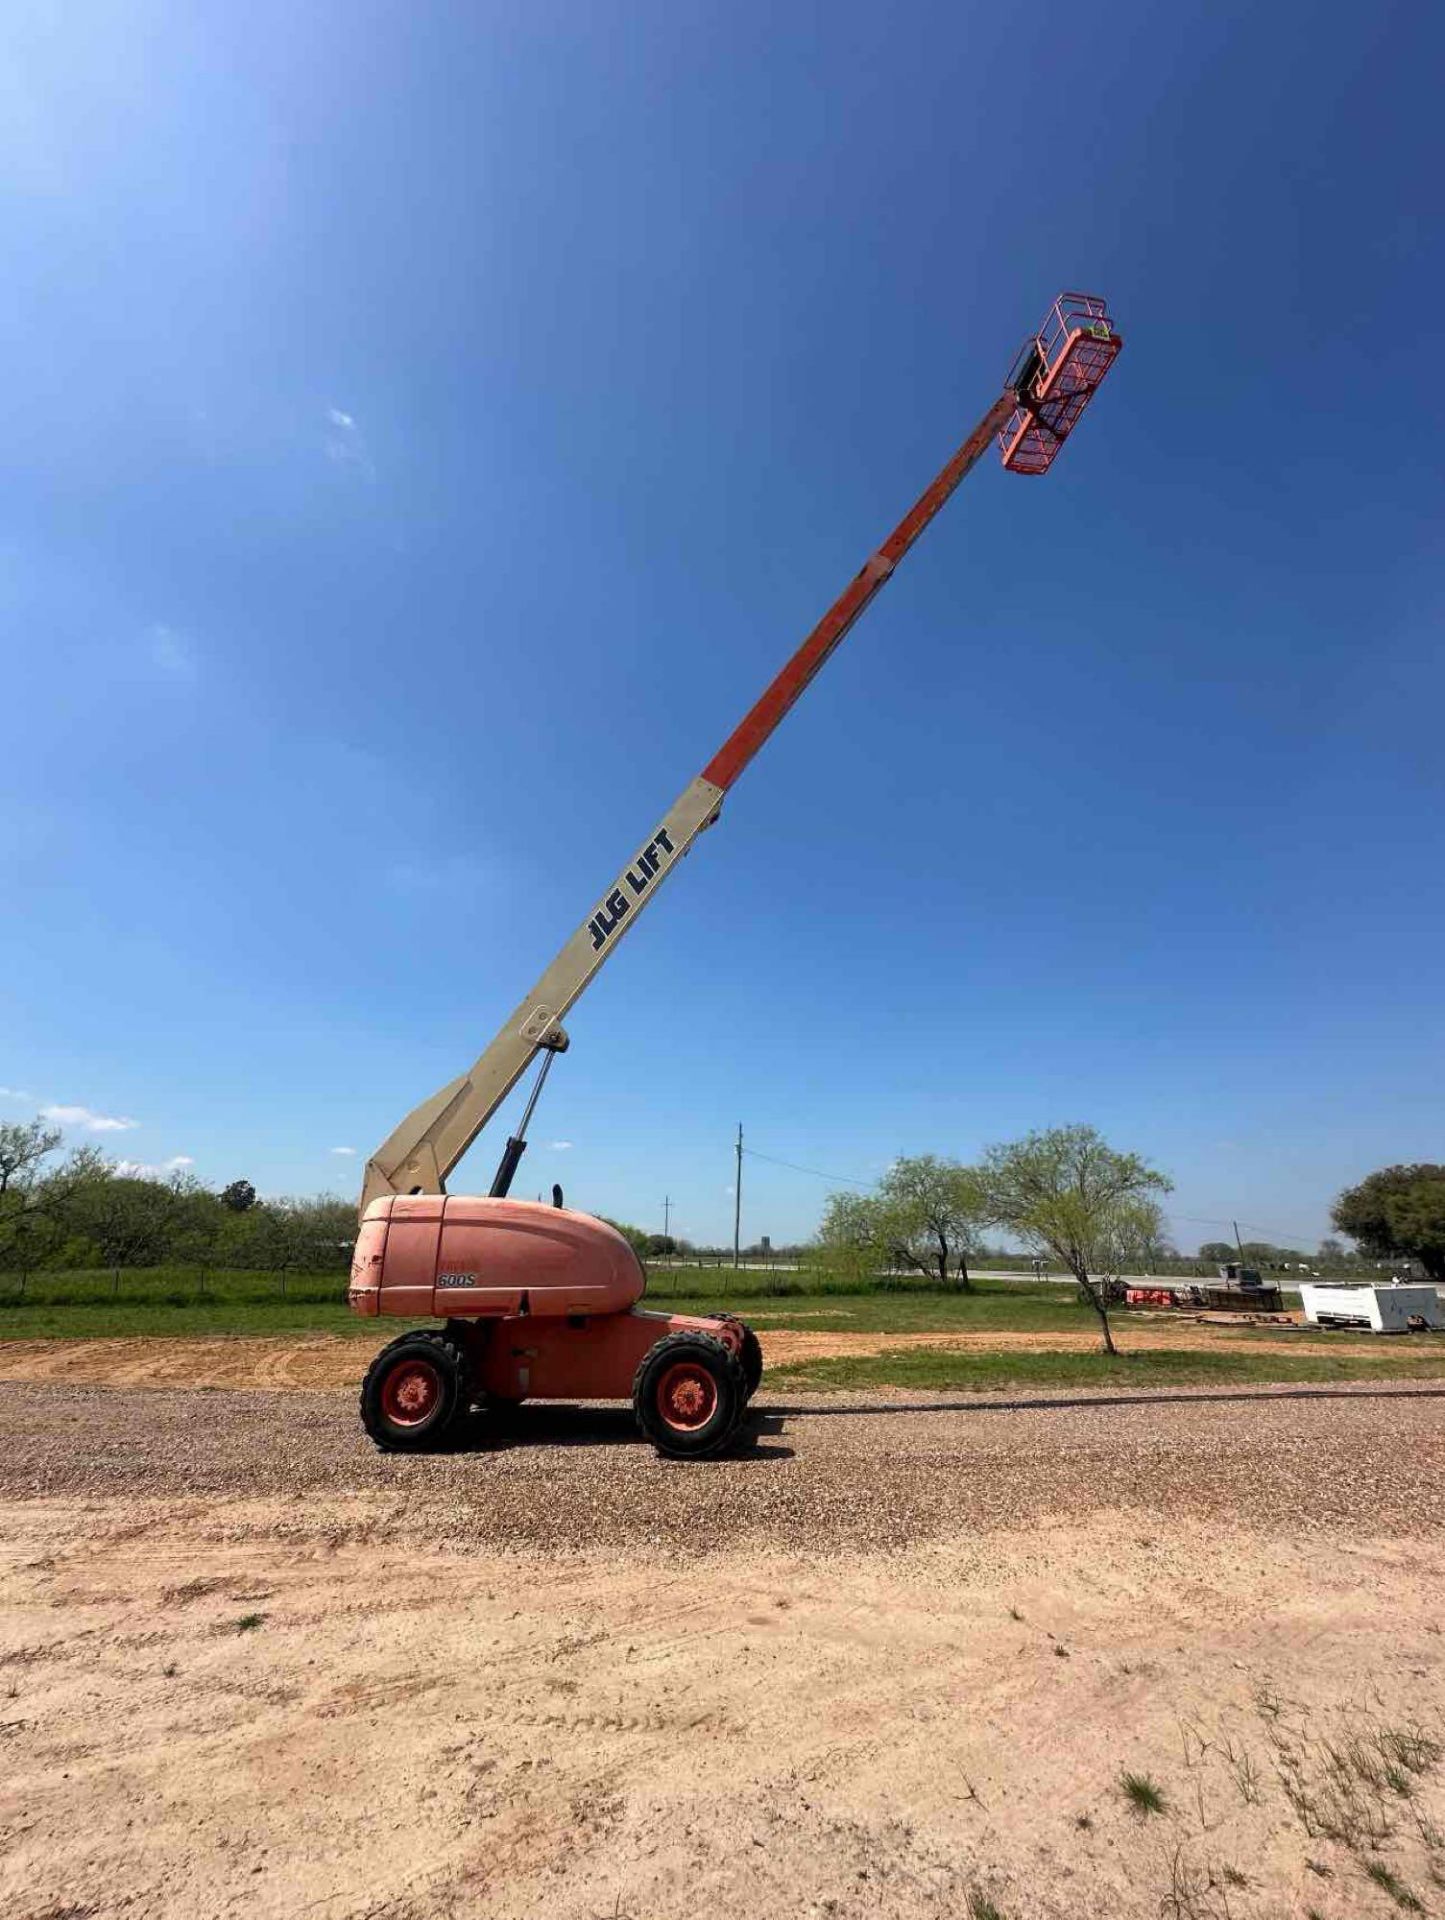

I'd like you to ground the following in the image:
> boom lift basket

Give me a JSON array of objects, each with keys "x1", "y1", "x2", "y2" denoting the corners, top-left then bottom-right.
[{"x1": 999, "y1": 293, "x2": 1123, "y2": 475}]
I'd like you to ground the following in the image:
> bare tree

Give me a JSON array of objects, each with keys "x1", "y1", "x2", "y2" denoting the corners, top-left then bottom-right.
[{"x1": 981, "y1": 1125, "x2": 1173, "y2": 1353}]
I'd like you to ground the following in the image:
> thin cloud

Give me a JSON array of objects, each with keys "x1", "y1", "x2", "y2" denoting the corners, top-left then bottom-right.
[
  {"x1": 323, "y1": 405, "x2": 375, "y2": 480},
  {"x1": 43, "y1": 1103, "x2": 139, "y2": 1134},
  {"x1": 329, "y1": 1146, "x2": 357, "y2": 1157},
  {"x1": 0, "y1": 1086, "x2": 34, "y2": 1101},
  {"x1": 149, "y1": 624, "x2": 196, "y2": 679},
  {"x1": 115, "y1": 1154, "x2": 194, "y2": 1178},
  {"x1": 548, "y1": 1140, "x2": 573, "y2": 1151}
]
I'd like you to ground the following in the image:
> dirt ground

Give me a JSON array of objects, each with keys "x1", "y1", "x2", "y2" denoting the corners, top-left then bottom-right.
[
  {"x1": 0, "y1": 1320, "x2": 1410, "y2": 1392},
  {"x1": 2, "y1": 1376, "x2": 1444, "y2": 1919}
]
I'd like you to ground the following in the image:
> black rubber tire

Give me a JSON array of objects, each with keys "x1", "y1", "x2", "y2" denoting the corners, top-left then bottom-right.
[
  {"x1": 700, "y1": 1312, "x2": 764, "y2": 1401},
  {"x1": 632, "y1": 1331, "x2": 747, "y2": 1459},
  {"x1": 360, "y1": 1330, "x2": 469, "y2": 1453},
  {"x1": 737, "y1": 1325, "x2": 763, "y2": 1401}
]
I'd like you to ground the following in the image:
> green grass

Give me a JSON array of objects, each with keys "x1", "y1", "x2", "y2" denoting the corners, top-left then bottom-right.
[
  {"x1": 0, "y1": 1266, "x2": 368, "y2": 1340},
  {"x1": 767, "y1": 1342, "x2": 1445, "y2": 1395},
  {"x1": 1, "y1": 1264, "x2": 1440, "y2": 1393},
  {"x1": 1362, "y1": 1861, "x2": 1425, "y2": 1912},
  {"x1": 1119, "y1": 1771, "x2": 1167, "y2": 1817},
  {"x1": 648, "y1": 1274, "x2": 1097, "y2": 1334},
  {"x1": 0, "y1": 1266, "x2": 1097, "y2": 1341}
]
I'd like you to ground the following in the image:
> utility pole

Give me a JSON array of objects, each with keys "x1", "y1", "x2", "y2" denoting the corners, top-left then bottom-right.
[
  {"x1": 733, "y1": 1123, "x2": 743, "y2": 1269},
  {"x1": 663, "y1": 1195, "x2": 671, "y2": 1245}
]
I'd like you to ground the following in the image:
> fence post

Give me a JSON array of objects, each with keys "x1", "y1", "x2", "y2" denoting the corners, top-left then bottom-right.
[{"x1": 113, "y1": 1267, "x2": 120, "y2": 1298}]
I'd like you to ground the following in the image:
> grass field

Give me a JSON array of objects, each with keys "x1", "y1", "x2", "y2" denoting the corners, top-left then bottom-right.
[
  {"x1": 2, "y1": 1266, "x2": 1443, "y2": 1401},
  {"x1": 0, "y1": 1266, "x2": 1099, "y2": 1341},
  {"x1": 767, "y1": 1341, "x2": 1445, "y2": 1394}
]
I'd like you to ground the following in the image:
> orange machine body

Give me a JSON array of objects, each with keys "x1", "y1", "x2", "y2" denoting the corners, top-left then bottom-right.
[{"x1": 349, "y1": 1194, "x2": 742, "y2": 1401}]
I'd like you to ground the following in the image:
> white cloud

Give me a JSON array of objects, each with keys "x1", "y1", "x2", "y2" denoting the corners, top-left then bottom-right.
[
  {"x1": 43, "y1": 1103, "x2": 139, "y2": 1134},
  {"x1": 149, "y1": 624, "x2": 196, "y2": 678},
  {"x1": 0, "y1": 1086, "x2": 33, "y2": 1100},
  {"x1": 329, "y1": 1146, "x2": 357, "y2": 1157},
  {"x1": 115, "y1": 1154, "x2": 193, "y2": 1178},
  {"x1": 548, "y1": 1140, "x2": 573, "y2": 1151},
  {"x1": 323, "y1": 405, "x2": 375, "y2": 480}
]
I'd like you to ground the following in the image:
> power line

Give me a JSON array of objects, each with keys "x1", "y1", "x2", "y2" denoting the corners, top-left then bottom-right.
[
  {"x1": 1168, "y1": 1211, "x2": 1325, "y2": 1245},
  {"x1": 741, "y1": 1146, "x2": 876, "y2": 1190},
  {"x1": 741, "y1": 1152, "x2": 1325, "y2": 1246}
]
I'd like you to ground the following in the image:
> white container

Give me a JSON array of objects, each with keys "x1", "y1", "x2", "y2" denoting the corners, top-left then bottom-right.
[{"x1": 1299, "y1": 1282, "x2": 1444, "y2": 1333}]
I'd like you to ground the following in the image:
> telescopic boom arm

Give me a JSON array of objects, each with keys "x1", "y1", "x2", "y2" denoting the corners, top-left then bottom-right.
[{"x1": 360, "y1": 294, "x2": 1122, "y2": 1212}]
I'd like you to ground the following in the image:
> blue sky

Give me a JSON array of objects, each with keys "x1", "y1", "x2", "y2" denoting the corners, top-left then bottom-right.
[{"x1": 2, "y1": 0, "x2": 1441, "y2": 1251}]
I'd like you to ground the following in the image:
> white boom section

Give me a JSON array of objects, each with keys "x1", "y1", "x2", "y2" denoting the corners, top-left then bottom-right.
[{"x1": 361, "y1": 774, "x2": 724, "y2": 1209}]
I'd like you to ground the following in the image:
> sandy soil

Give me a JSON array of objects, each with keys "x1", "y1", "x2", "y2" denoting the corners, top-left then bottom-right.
[
  {"x1": 1, "y1": 1380, "x2": 1443, "y2": 1919},
  {"x1": 0, "y1": 1320, "x2": 1416, "y2": 1392}
]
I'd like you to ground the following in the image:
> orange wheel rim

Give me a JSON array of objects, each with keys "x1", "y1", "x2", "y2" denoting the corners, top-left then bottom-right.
[
  {"x1": 656, "y1": 1360, "x2": 718, "y2": 1433},
  {"x1": 380, "y1": 1359, "x2": 442, "y2": 1427}
]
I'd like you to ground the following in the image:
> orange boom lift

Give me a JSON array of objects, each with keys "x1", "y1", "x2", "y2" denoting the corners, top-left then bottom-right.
[{"x1": 351, "y1": 293, "x2": 1123, "y2": 1458}]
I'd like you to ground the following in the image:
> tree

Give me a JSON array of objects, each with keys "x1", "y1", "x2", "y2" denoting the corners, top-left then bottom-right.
[
  {"x1": 0, "y1": 1119, "x2": 64, "y2": 1267},
  {"x1": 879, "y1": 1155, "x2": 989, "y2": 1288},
  {"x1": 599, "y1": 1218, "x2": 651, "y2": 1260},
  {"x1": 1333, "y1": 1165, "x2": 1445, "y2": 1284},
  {"x1": 60, "y1": 1165, "x2": 185, "y2": 1268},
  {"x1": 817, "y1": 1190, "x2": 893, "y2": 1287},
  {"x1": 1198, "y1": 1241, "x2": 1236, "y2": 1263},
  {"x1": 221, "y1": 1180, "x2": 257, "y2": 1213},
  {"x1": 819, "y1": 1157, "x2": 989, "y2": 1290},
  {"x1": 981, "y1": 1125, "x2": 1173, "y2": 1353}
]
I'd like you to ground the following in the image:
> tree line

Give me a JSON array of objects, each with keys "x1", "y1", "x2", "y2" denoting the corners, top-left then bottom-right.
[
  {"x1": 818, "y1": 1125, "x2": 1172, "y2": 1354},
  {"x1": 5, "y1": 1109, "x2": 1439, "y2": 1314},
  {"x1": 0, "y1": 1121, "x2": 356, "y2": 1274},
  {"x1": 818, "y1": 1136, "x2": 1445, "y2": 1352}
]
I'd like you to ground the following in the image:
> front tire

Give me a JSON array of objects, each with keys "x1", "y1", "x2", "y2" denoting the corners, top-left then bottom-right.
[
  {"x1": 360, "y1": 1331, "x2": 469, "y2": 1452},
  {"x1": 633, "y1": 1331, "x2": 746, "y2": 1459}
]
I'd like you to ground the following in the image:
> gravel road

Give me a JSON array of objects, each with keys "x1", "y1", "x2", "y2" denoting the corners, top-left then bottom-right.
[
  {"x1": 4, "y1": 1377, "x2": 1444, "y2": 1920},
  {"x1": 5, "y1": 1377, "x2": 1443, "y2": 1553}
]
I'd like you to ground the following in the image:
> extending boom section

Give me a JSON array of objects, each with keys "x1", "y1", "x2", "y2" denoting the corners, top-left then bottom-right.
[{"x1": 361, "y1": 294, "x2": 1122, "y2": 1212}]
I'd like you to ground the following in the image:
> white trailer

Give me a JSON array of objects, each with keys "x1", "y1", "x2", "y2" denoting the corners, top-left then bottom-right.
[{"x1": 1299, "y1": 1282, "x2": 1444, "y2": 1333}]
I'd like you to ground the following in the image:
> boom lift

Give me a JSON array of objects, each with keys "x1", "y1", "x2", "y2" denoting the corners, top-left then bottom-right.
[{"x1": 350, "y1": 292, "x2": 1123, "y2": 1458}]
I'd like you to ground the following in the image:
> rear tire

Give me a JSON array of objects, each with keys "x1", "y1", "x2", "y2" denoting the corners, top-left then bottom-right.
[
  {"x1": 737, "y1": 1325, "x2": 763, "y2": 1400},
  {"x1": 360, "y1": 1331, "x2": 469, "y2": 1452},
  {"x1": 700, "y1": 1312, "x2": 763, "y2": 1400},
  {"x1": 633, "y1": 1331, "x2": 746, "y2": 1459}
]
